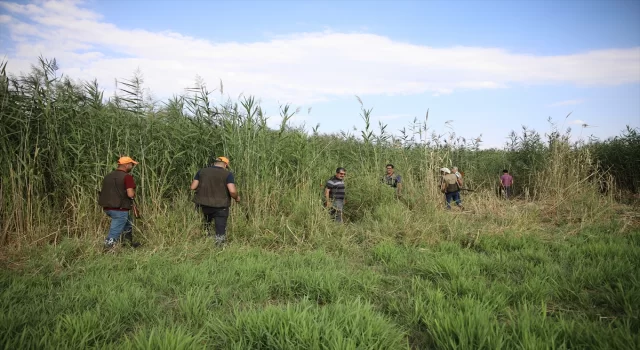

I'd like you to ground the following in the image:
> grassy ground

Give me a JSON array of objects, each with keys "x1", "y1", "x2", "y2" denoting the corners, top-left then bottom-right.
[{"x1": 2, "y1": 208, "x2": 638, "y2": 349}]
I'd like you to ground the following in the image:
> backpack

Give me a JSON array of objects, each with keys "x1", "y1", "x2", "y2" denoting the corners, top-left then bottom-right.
[{"x1": 443, "y1": 174, "x2": 460, "y2": 193}]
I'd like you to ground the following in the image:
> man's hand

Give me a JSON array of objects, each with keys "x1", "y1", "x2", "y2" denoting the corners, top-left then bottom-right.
[
  {"x1": 234, "y1": 196, "x2": 240, "y2": 203},
  {"x1": 132, "y1": 204, "x2": 141, "y2": 218}
]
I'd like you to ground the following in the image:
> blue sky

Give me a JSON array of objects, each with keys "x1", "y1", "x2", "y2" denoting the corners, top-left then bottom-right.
[{"x1": 1, "y1": 0, "x2": 639, "y2": 148}]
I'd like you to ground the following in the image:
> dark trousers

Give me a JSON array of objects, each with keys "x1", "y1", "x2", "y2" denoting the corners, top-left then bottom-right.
[
  {"x1": 199, "y1": 206, "x2": 229, "y2": 241},
  {"x1": 503, "y1": 186, "x2": 512, "y2": 199}
]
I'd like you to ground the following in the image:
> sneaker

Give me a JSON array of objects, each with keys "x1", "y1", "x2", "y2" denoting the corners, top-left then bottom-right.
[{"x1": 103, "y1": 238, "x2": 116, "y2": 250}]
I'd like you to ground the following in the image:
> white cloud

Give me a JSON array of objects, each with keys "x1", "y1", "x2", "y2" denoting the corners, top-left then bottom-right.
[
  {"x1": 1, "y1": 1, "x2": 639, "y2": 105},
  {"x1": 547, "y1": 99, "x2": 585, "y2": 107},
  {"x1": 569, "y1": 119, "x2": 587, "y2": 125}
]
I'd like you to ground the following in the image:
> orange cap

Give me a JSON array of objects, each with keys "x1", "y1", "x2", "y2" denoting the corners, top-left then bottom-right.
[
  {"x1": 118, "y1": 156, "x2": 139, "y2": 165},
  {"x1": 216, "y1": 156, "x2": 230, "y2": 165}
]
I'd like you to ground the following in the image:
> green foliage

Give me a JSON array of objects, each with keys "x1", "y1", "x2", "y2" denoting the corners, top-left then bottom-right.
[{"x1": 590, "y1": 126, "x2": 640, "y2": 194}]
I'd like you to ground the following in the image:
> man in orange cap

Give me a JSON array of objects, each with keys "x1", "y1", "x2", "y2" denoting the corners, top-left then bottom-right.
[
  {"x1": 98, "y1": 156, "x2": 140, "y2": 249},
  {"x1": 190, "y1": 156, "x2": 240, "y2": 246}
]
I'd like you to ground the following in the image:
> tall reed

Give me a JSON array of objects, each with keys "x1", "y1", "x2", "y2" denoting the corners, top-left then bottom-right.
[{"x1": 0, "y1": 58, "x2": 621, "y2": 246}]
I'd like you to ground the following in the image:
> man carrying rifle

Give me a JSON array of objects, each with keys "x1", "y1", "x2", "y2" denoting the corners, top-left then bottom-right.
[{"x1": 98, "y1": 156, "x2": 141, "y2": 249}]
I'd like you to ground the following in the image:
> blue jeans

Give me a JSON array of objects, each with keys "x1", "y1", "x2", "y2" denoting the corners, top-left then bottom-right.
[
  {"x1": 445, "y1": 191, "x2": 462, "y2": 209},
  {"x1": 105, "y1": 210, "x2": 132, "y2": 241}
]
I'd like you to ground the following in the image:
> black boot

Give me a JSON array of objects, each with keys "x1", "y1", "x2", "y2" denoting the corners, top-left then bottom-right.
[{"x1": 121, "y1": 230, "x2": 141, "y2": 248}]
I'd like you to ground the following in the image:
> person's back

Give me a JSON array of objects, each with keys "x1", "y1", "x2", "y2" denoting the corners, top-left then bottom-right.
[
  {"x1": 500, "y1": 170, "x2": 513, "y2": 199},
  {"x1": 98, "y1": 169, "x2": 131, "y2": 209},
  {"x1": 190, "y1": 156, "x2": 239, "y2": 245},
  {"x1": 442, "y1": 173, "x2": 460, "y2": 193},
  {"x1": 440, "y1": 167, "x2": 464, "y2": 210},
  {"x1": 193, "y1": 166, "x2": 232, "y2": 208},
  {"x1": 500, "y1": 173, "x2": 513, "y2": 187}
]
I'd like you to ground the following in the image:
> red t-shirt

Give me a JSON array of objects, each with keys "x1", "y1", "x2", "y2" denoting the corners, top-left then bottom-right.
[
  {"x1": 500, "y1": 174, "x2": 513, "y2": 187},
  {"x1": 104, "y1": 170, "x2": 136, "y2": 211}
]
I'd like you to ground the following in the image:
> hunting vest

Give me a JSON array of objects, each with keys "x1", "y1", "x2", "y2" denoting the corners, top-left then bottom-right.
[
  {"x1": 383, "y1": 174, "x2": 400, "y2": 188},
  {"x1": 193, "y1": 167, "x2": 231, "y2": 208},
  {"x1": 98, "y1": 170, "x2": 132, "y2": 209},
  {"x1": 443, "y1": 173, "x2": 460, "y2": 193}
]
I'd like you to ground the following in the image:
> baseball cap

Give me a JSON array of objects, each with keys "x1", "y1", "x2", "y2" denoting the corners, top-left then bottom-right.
[
  {"x1": 216, "y1": 156, "x2": 230, "y2": 165},
  {"x1": 440, "y1": 167, "x2": 451, "y2": 174},
  {"x1": 118, "y1": 156, "x2": 139, "y2": 165}
]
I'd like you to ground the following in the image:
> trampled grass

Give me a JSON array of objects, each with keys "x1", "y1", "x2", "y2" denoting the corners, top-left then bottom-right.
[{"x1": 1, "y1": 222, "x2": 638, "y2": 349}]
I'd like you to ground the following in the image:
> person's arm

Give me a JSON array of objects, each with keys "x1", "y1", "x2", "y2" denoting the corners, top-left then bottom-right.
[
  {"x1": 226, "y1": 172, "x2": 239, "y2": 202},
  {"x1": 190, "y1": 170, "x2": 200, "y2": 190},
  {"x1": 125, "y1": 175, "x2": 136, "y2": 199},
  {"x1": 227, "y1": 183, "x2": 240, "y2": 202},
  {"x1": 324, "y1": 187, "x2": 331, "y2": 207}
]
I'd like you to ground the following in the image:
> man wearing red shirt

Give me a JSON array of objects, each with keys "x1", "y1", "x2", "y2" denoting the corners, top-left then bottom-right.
[
  {"x1": 500, "y1": 169, "x2": 514, "y2": 199},
  {"x1": 98, "y1": 156, "x2": 140, "y2": 249}
]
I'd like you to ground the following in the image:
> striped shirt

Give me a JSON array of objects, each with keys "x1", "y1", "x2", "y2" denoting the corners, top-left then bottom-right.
[{"x1": 325, "y1": 176, "x2": 345, "y2": 200}]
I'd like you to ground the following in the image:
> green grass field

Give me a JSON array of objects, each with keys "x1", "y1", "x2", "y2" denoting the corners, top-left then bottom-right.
[{"x1": 2, "y1": 216, "x2": 638, "y2": 349}]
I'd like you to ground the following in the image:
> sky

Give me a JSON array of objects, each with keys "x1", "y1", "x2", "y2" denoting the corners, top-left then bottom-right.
[{"x1": 1, "y1": 0, "x2": 639, "y2": 148}]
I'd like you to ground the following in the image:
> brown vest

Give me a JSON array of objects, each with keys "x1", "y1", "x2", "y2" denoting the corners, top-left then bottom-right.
[
  {"x1": 193, "y1": 167, "x2": 231, "y2": 208},
  {"x1": 442, "y1": 173, "x2": 460, "y2": 193},
  {"x1": 98, "y1": 170, "x2": 132, "y2": 209}
]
